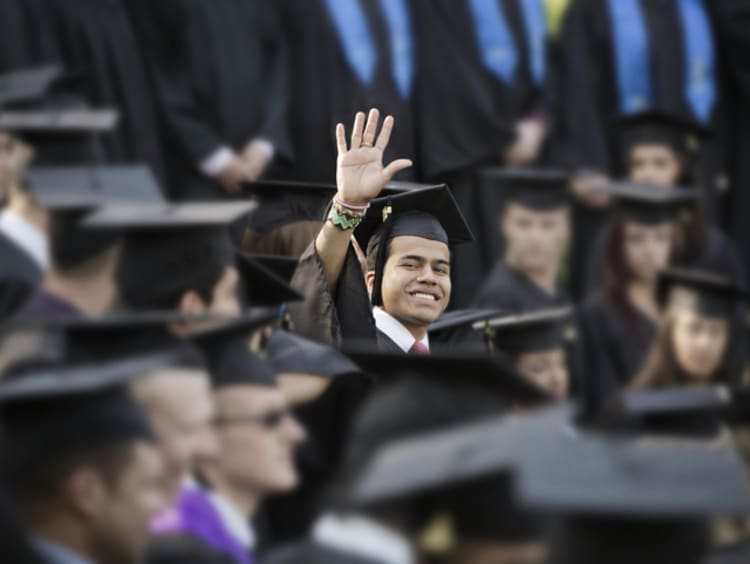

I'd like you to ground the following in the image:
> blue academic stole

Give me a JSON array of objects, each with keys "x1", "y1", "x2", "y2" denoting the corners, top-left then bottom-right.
[
  {"x1": 467, "y1": 0, "x2": 547, "y2": 85},
  {"x1": 606, "y1": 0, "x2": 717, "y2": 122},
  {"x1": 323, "y1": 0, "x2": 414, "y2": 99}
]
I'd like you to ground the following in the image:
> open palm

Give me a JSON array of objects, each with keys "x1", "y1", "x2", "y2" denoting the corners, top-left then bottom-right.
[{"x1": 335, "y1": 109, "x2": 412, "y2": 206}]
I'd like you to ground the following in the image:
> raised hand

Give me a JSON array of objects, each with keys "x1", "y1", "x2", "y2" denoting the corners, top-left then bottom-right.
[{"x1": 335, "y1": 108, "x2": 412, "y2": 206}]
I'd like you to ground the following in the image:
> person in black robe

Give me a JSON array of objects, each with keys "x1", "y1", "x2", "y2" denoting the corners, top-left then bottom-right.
[
  {"x1": 579, "y1": 185, "x2": 694, "y2": 406},
  {"x1": 548, "y1": 0, "x2": 731, "y2": 298},
  {"x1": 135, "y1": 0, "x2": 290, "y2": 200},
  {"x1": 274, "y1": 0, "x2": 416, "y2": 184},
  {"x1": 410, "y1": 0, "x2": 552, "y2": 307}
]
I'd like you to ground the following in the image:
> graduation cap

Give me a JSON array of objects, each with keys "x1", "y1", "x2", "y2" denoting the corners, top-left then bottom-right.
[
  {"x1": 0, "y1": 66, "x2": 63, "y2": 108},
  {"x1": 427, "y1": 308, "x2": 505, "y2": 351},
  {"x1": 350, "y1": 414, "x2": 542, "y2": 542},
  {"x1": 191, "y1": 310, "x2": 281, "y2": 388},
  {"x1": 82, "y1": 201, "x2": 256, "y2": 309},
  {"x1": 475, "y1": 307, "x2": 573, "y2": 355},
  {"x1": 235, "y1": 253, "x2": 302, "y2": 307},
  {"x1": 618, "y1": 109, "x2": 713, "y2": 157},
  {"x1": 480, "y1": 168, "x2": 571, "y2": 211},
  {"x1": 352, "y1": 186, "x2": 474, "y2": 307},
  {"x1": 656, "y1": 268, "x2": 748, "y2": 318},
  {"x1": 245, "y1": 254, "x2": 299, "y2": 283},
  {"x1": 0, "y1": 356, "x2": 158, "y2": 486},
  {"x1": 241, "y1": 179, "x2": 419, "y2": 235},
  {"x1": 342, "y1": 348, "x2": 551, "y2": 405},
  {"x1": 724, "y1": 386, "x2": 750, "y2": 426},
  {"x1": 266, "y1": 330, "x2": 362, "y2": 378},
  {"x1": 603, "y1": 181, "x2": 698, "y2": 225}
]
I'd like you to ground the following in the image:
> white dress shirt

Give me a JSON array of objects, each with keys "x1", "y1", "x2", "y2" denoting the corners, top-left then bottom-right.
[
  {"x1": 373, "y1": 307, "x2": 429, "y2": 353},
  {"x1": 313, "y1": 513, "x2": 414, "y2": 564},
  {"x1": 0, "y1": 209, "x2": 48, "y2": 269}
]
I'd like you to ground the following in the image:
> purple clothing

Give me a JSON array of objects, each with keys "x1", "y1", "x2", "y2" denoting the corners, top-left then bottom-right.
[
  {"x1": 150, "y1": 487, "x2": 253, "y2": 564},
  {"x1": 25, "y1": 290, "x2": 83, "y2": 318}
]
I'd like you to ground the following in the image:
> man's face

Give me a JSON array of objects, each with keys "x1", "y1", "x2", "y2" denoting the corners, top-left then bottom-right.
[
  {"x1": 369, "y1": 235, "x2": 451, "y2": 330},
  {"x1": 174, "y1": 266, "x2": 243, "y2": 335},
  {"x1": 134, "y1": 369, "x2": 218, "y2": 503},
  {"x1": 212, "y1": 386, "x2": 306, "y2": 496},
  {"x1": 91, "y1": 442, "x2": 166, "y2": 564},
  {"x1": 628, "y1": 145, "x2": 682, "y2": 187},
  {"x1": 515, "y1": 348, "x2": 569, "y2": 399},
  {"x1": 502, "y1": 204, "x2": 570, "y2": 274}
]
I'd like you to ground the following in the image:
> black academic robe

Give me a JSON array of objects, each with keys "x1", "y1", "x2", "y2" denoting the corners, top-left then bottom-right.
[
  {"x1": 28, "y1": 0, "x2": 169, "y2": 184},
  {"x1": 140, "y1": 0, "x2": 290, "y2": 199},
  {"x1": 146, "y1": 534, "x2": 235, "y2": 564},
  {"x1": 275, "y1": 0, "x2": 416, "y2": 183},
  {"x1": 579, "y1": 294, "x2": 656, "y2": 404},
  {"x1": 0, "y1": 232, "x2": 43, "y2": 319},
  {"x1": 261, "y1": 540, "x2": 384, "y2": 564},
  {"x1": 0, "y1": 0, "x2": 58, "y2": 71},
  {"x1": 410, "y1": 0, "x2": 549, "y2": 307},
  {"x1": 548, "y1": 0, "x2": 732, "y2": 298}
]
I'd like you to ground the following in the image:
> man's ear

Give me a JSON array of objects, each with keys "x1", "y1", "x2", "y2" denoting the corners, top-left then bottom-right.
[
  {"x1": 65, "y1": 467, "x2": 108, "y2": 520},
  {"x1": 365, "y1": 271, "x2": 375, "y2": 297}
]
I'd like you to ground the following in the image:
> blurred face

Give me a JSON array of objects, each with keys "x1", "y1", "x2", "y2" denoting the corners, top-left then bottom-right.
[
  {"x1": 91, "y1": 442, "x2": 165, "y2": 564},
  {"x1": 209, "y1": 266, "x2": 242, "y2": 318},
  {"x1": 502, "y1": 204, "x2": 570, "y2": 275},
  {"x1": 175, "y1": 267, "x2": 243, "y2": 334},
  {"x1": 671, "y1": 310, "x2": 730, "y2": 383},
  {"x1": 628, "y1": 145, "x2": 681, "y2": 187},
  {"x1": 515, "y1": 349, "x2": 569, "y2": 399},
  {"x1": 370, "y1": 235, "x2": 451, "y2": 332},
  {"x1": 133, "y1": 369, "x2": 218, "y2": 503},
  {"x1": 622, "y1": 221, "x2": 673, "y2": 283},
  {"x1": 213, "y1": 386, "x2": 306, "y2": 496}
]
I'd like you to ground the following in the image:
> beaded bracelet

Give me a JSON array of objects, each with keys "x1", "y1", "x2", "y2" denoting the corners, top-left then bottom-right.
[
  {"x1": 328, "y1": 196, "x2": 369, "y2": 230},
  {"x1": 333, "y1": 194, "x2": 370, "y2": 213}
]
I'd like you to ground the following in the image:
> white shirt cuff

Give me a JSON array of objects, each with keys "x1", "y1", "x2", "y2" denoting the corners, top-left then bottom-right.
[
  {"x1": 245, "y1": 138, "x2": 275, "y2": 160},
  {"x1": 200, "y1": 147, "x2": 235, "y2": 177}
]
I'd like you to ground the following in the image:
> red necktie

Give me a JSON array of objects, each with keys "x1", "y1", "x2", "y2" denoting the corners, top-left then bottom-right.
[{"x1": 409, "y1": 341, "x2": 429, "y2": 355}]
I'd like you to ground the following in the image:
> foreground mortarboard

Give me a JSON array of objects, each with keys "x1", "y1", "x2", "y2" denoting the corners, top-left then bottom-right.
[
  {"x1": 477, "y1": 307, "x2": 573, "y2": 355},
  {"x1": 427, "y1": 308, "x2": 505, "y2": 351},
  {"x1": 245, "y1": 254, "x2": 299, "y2": 283},
  {"x1": 191, "y1": 310, "x2": 280, "y2": 388},
  {"x1": 83, "y1": 201, "x2": 256, "y2": 309},
  {"x1": 656, "y1": 267, "x2": 748, "y2": 318},
  {"x1": 604, "y1": 181, "x2": 698, "y2": 225},
  {"x1": 618, "y1": 109, "x2": 712, "y2": 156},
  {"x1": 480, "y1": 168, "x2": 571, "y2": 211},
  {"x1": 0, "y1": 356, "x2": 159, "y2": 481},
  {"x1": 353, "y1": 185, "x2": 473, "y2": 306},
  {"x1": 242, "y1": 179, "x2": 418, "y2": 234},
  {"x1": 0, "y1": 66, "x2": 63, "y2": 108},
  {"x1": 342, "y1": 348, "x2": 550, "y2": 405},
  {"x1": 235, "y1": 253, "x2": 302, "y2": 307},
  {"x1": 266, "y1": 330, "x2": 362, "y2": 378}
]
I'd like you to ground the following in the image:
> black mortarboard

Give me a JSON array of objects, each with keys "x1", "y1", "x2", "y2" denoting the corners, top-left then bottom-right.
[
  {"x1": 618, "y1": 109, "x2": 712, "y2": 157},
  {"x1": 343, "y1": 349, "x2": 550, "y2": 405},
  {"x1": 478, "y1": 307, "x2": 573, "y2": 355},
  {"x1": 427, "y1": 308, "x2": 505, "y2": 351},
  {"x1": 592, "y1": 386, "x2": 730, "y2": 439},
  {"x1": 235, "y1": 253, "x2": 302, "y2": 307},
  {"x1": 25, "y1": 165, "x2": 164, "y2": 270},
  {"x1": 241, "y1": 180, "x2": 417, "y2": 234},
  {"x1": 350, "y1": 414, "x2": 542, "y2": 541},
  {"x1": 657, "y1": 268, "x2": 748, "y2": 318},
  {"x1": 191, "y1": 310, "x2": 280, "y2": 388},
  {"x1": 266, "y1": 330, "x2": 362, "y2": 378},
  {"x1": 353, "y1": 186, "x2": 474, "y2": 306},
  {"x1": 82, "y1": 202, "x2": 256, "y2": 309},
  {"x1": 245, "y1": 254, "x2": 299, "y2": 283},
  {"x1": 604, "y1": 181, "x2": 698, "y2": 225},
  {"x1": 481, "y1": 168, "x2": 571, "y2": 211},
  {"x1": 0, "y1": 66, "x2": 63, "y2": 107},
  {"x1": 0, "y1": 357, "x2": 157, "y2": 484}
]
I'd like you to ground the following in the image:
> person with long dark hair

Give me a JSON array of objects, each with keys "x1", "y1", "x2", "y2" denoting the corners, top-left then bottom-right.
[
  {"x1": 579, "y1": 185, "x2": 697, "y2": 404},
  {"x1": 631, "y1": 268, "x2": 747, "y2": 391}
]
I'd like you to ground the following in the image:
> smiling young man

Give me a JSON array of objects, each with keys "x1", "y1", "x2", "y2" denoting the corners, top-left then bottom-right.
[{"x1": 289, "y1": 109, "x2": 472, "y2": 353}]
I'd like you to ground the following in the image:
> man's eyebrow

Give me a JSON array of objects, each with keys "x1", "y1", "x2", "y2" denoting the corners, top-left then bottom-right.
[{"x1": 397, "y1": 254, "x2": 450, "y2": 266}]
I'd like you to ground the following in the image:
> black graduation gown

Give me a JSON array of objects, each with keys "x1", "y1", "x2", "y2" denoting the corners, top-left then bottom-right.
[
  {"x1": 0, "y1": 0, "x2": 58, "y2": 71},
  {"x1": 146, "y1": 534, "x2": 235, "y2": 564},
  {"x1": 579, "y1": 294, "x2": 656, "y2": 404},
  {"x1": 31, "y1": 0, "x2": 169, "y2": 184},
  {"x1": 548, "y1": 0, "x2": 731, "y2": 298},
  {"x1": 275, "y1": 0, "x2": 416, "y2": 184},
  {"x1": 0, "y1": 232, "x2": 43, "y2": 319},
  {"x1": 141, "y1": 0, "x2": 290, "y2": 199},
  {"x1": 410, "y1": 0, "x2": 548, "y2": 307},
  {"x1": 261, "y1": 540, "x2": 386, "y2": 564}
]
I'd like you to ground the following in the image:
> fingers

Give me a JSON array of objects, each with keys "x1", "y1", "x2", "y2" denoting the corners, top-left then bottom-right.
[
  {"x1": 362, "y1": 108, "x2": 380, "y2": 147},
  {"x1": 375, "y1": 115, "x2": 394, "y2": 152},
  {"x1": 350, "y1": 112, "x2": 365, "y2": 149},
  {"x1": 382, "y1": 158, "x2": 413, "y2": 182},
  {"x1": 335, "y1": 123, "x2": 347, "y2": 155}
]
